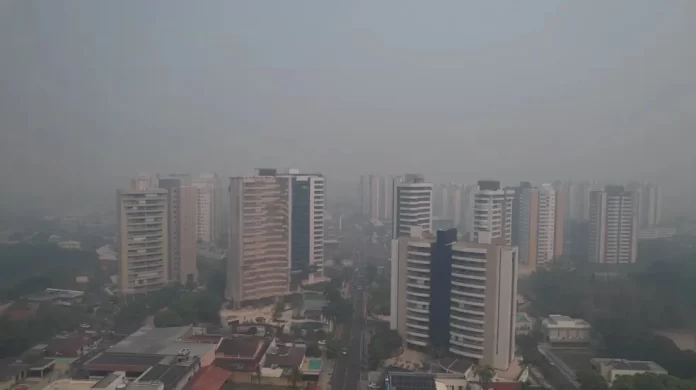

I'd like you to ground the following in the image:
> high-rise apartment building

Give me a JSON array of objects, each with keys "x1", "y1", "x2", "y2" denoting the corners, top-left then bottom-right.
[
  {"x1": 508, "y1": 182, "x2": 532, "y2": 247},
  {"x1": 192, "y1": 173, "x2": 219, "y2": 245},
  {"x1": 284, "y1": 169, "x2": 325, "y2": 288},
  {"x1": 226, "y1": 170, "x2": 291, "y2": 307},
  {"x1": 641, "y1": 183, "x2": 662, "y2": 228},
  {"x1": 118, "y1": 174, "x2": 169, "y2": 295},
  {"x1": 473, "y1": 181, "x2": 514, "y2": 245},
  {"x1": 588, "y1": 186, "x2": 639, "y2": 264},
  {"x1": 519, "y1": 184, "x2": 557, "y2": 268},
  {"x1": 159, "y1": 174, "x2": 198, "y2": 285},
  {"x1": 360, "y1": 174, "x2": 393, "y2": 221},
  {"x1": 460, "y1": 184, "x2": 478, "y2": 239},
  {"x1": 392, "y1": 174, "x2": 433, "y2": 238},
  {"x1": 553, "y1": 183, "x2": 566, "y2": 259},
  {"x1": 433, "y1": 183, "x2": 464, "y2": 228},
  {"x1": 568, "y1": 181, "x2": 592, "y2": 221},
  {"x1": 360, "y1": 175, "x2": 370, "y2": 216},
  {"x1": 627, "y1": 181, "x2": 663, "y2": 228},
  {"x1": 390, "y1": 228, "x2": 518, "y2": 370}
]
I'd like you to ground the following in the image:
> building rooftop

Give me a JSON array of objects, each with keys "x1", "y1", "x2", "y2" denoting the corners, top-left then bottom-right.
[
  {"x1": 92, "y1": 372, "x2": 126, "y2": 388},
  {"x1": 40, "y1": 379, "x2": 99, "y2": 390},
  {"x1": 136, "y1": 363, "x2": 193, "y2": 389},
  {"x1": 46, "y1": 334, "x2": 100, "y2": 357},
  {"x1": 183, "y1": 365, "x2": 231, "y2": 390},
  {"x1": 23, "y1": 288, "x2": 84, "y2": 302},
  {"x1": 544, "y1": 315, "x2": 591, "y2": 328},
  {"x1": 591, "y1": 358, "x2": 667, "y2": 373},
  {"x1": 155, "y1": 342, "x2": 217, "y2": 359},
  {"x1": 124, "y1": 383, "x2": 164, "y2": 390},
  {"x1": 386, "y1": 371, "x2": 437, "y2": 390},
  {"x1": 216, "y1": 337, "x2": 269, "y2": 359},
  {"x1": 84, "y1": 352, "x2": 166, "y2": 373},
  {"x1": 109, "y1": 326, "x2": 193, "y2": 354},
  {"x1": 436, "y1": 357, "x2": 474, "y2": 374},
  {"x1": 0, "y1": 358, "x2": 28, "y2": 381},
  {"x1": 264, "y1": 345, "x2": 306, "y2": 368}
]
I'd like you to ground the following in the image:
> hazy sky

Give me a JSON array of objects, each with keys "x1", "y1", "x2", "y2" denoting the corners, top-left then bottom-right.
[{"x1": 1, "y1": 1, "x2": 695, "y2": 211}]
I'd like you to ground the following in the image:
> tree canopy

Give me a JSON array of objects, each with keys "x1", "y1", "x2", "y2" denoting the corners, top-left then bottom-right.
[
  {"x1": 368, "y1": 329, "x2": 402, "y2": 370},
  {"x1": 523, "y1": 237, "x2": 696, "y2": 380},
  {"x1": 0, "y1": 244, "x2": 103, "y2": 299}
]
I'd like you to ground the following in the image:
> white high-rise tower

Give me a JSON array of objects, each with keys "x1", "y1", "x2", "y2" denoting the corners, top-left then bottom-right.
[{"x1": 392, "y1": 174, "x2": 433, "y2": 238}]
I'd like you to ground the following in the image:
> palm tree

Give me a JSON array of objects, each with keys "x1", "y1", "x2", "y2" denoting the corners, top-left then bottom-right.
[
  {"x1": 288, "y1": 366, "x2": 301, "y2": 389},
  {"x1": 254, "y1": 364, "x2": 262, "y2": 384},
  {"x1": 474, "y1": 364, "x2": 495, "y2": 390}
]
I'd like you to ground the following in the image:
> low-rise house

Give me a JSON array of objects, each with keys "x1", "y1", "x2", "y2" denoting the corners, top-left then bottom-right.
[
  {"x1": 515, "y1": 313, "x2": 534, "y2": 335},
  {"x1": 46, "y1": 334, "x2": 102, "y2": 359},
  {"x1": 541, "y1": 315, "x2": 591, "y2": 344},
  {"x1": 108, "y1": 326, "x2": 218, "y2": 367},
  {"x1": 213, "y1": 337, "x2": 271, "y2": 373},
  {"x1": 23, "y1": 288, "x2": 84, "y2": 306},
  {"x1": 183, "y1": 365, "x2": 231, "y2": 390},
  {"x1": 263, "y1": 343, "x2": 306, "y2": 374},
  {"x1": 590, "y1": 358, "x2": 667, "y2": 384},
  {"x1": 58, "y1": 241, "x2": 82, "y2": 250},
  {"x1": 0, "y1": 358, "x2": 29, "y2": 390}
]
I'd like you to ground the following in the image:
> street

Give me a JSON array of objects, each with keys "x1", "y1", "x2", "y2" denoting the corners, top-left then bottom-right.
[{"x1": 331, "y1": 256, "x2": 368, "y2": 390}]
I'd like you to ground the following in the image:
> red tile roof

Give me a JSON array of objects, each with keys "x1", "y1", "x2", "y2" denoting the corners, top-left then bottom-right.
[
  {"x1": 46, "y1": 335, "x2": 98, "y2": 357},
  {"x1": 6, "y1": 305, "x2": 38, "y2": 322},
  {"x1": 185, "y1": 365, "x2": 231, "y2": 390},
  {"x1": 489, "y1": 383, "x2": 522, "y2": 390}
]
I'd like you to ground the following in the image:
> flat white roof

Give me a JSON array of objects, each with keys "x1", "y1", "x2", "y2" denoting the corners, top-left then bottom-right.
[{"x1": 543, "y1": 314, "x2": 591, "y2": 328}]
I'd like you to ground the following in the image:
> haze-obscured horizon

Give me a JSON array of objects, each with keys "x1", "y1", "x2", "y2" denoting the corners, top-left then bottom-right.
[{"x1": 1, "y1": 1, "x2": 695, "y2": 214}]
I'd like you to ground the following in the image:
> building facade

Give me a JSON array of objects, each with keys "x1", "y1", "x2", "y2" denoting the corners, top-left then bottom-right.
[
  {"x1": 392, "y1": 174, "x2": 433, "y2": 238},
  {"x1": 459, "y1": 184, "x2": 478, "y2": 239},
  {"x1": 360, "y1": 174, "x2": 393, "y2": 221},
  {"x1": 518, "y1": 184, "x2": 557, "y2": 268},
  {"x1": 473, "y1": 181, "x2": 514, "y2": 245},
  {"x1": 285, "y1": 170, "x2": 325, "y2": 288},
  {"x1": 568, "y1": 181, "x2": 592, "y2": 221},
  {"x1": 542, "y1": 315, "x2": 591, "y2": 344},
  {"x1": 588, "y1": 186, "x2": 639, "y2": 264},
  {"x1": 391, "y1": 228, "x2": 518, "y2": 370},
  {"x1": 433, "y1": 183, "x2": 464, "y2": 228},
  {"x1": 159, "y1": 174, "x2": 198, "y2": 285},
  {"x1": 118, "y1": 176, "x2": 169, "y2": 295},
  {"x1": 192, "y1": 173, "x2": 219, "y2": 245},
  {"x1": 226, "y1": 170, "x2": 292, "y2": 307},
  {"x1": 628, "y1": 181, "x2": 663, "y2": 228}
]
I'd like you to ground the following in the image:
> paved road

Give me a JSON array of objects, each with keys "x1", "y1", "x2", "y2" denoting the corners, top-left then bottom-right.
[{"x1": 331, "y1": 259, "x2": 367, "y2": 390}]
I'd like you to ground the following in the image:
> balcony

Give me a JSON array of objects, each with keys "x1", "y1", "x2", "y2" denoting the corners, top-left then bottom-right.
[{"x1": 451, "y1": 313, "x2": 484, "y2": 325}]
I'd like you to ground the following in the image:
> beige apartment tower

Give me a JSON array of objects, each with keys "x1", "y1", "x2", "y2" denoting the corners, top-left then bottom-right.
[
  {"x1": 159, "y1": 174, "x2": 198, "y2": 285},
  {"x1": 473, "y1": 180, "x2": 514, "y2": 245},
  {"x1": 519, "y1": 184, "x2": 557, "y2": 268},
  {"x1": 390, "y1": 229, "x2": 518, "y2": 370},
  {"x1": 392, "y1": 174, "x2": 433, "y2": 238},
  {"x1": 118, "y1": 178, "x2": 169, "y2": 295},
  {"x1": 588, "y1": 186, "x2": 639, "y2": 264},
  {"x1": 227, "y1": 171, "x2": 292, "y2": 307},
  {"x1": 192, "y1": 173, "x2": 219, "y2": 244}
]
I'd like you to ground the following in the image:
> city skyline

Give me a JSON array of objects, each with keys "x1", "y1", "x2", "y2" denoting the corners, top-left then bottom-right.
[{"x1": 2, "y1": 2, "x2": 696, "y2": 215}]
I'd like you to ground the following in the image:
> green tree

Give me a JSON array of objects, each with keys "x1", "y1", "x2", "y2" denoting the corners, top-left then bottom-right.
[
  {"x1": 273, "y1": 301, "x2": 285, "y2": 319},
  {"x1": 154, "y1": 309, "x2": 185, "y2": 327},
  {"x1": 288, "y1": 366, "x2": 301, "y2": 389},
  {"x1": 610, "y1": 373, "x2": 696, "y2": 390},
  {"x1": 474, "y1": 365, "x2": 495, "y2": 390},
  {"x1": 368, "y1": 329, "x2": 402, "y2": 369},
  {"x1": 576, "y1": 369, "x2": 608, "y2": 390}
]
